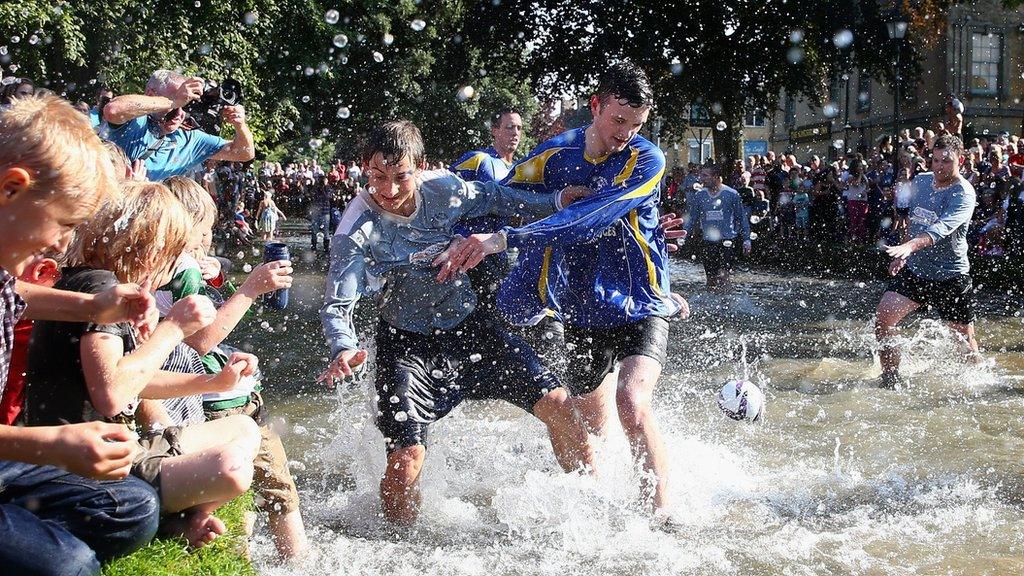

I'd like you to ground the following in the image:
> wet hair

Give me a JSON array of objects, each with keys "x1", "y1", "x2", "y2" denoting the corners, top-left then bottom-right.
[
  {"x1": 701, "y1": 163, "x2": 724, "y2": 178},
  {"x1": 163, "y1": 176, "x2": 217, "y2": 230},
  {"x1": 102, "y1": 141, "x2": 132, "y2": 181},
  {"x1": 490, "y1": 107, "x2": 522, "y2": 128},
  {"x1": 932, "y1": 133, "x2": 965, "y2": 157},
  {"x1": 0, "y1": 78, "x2": 36, "y2": 105},
  {"x1": 361, "y1": 120, "x2": 425, "y2": 167},
  {"x1": 595, "y1": 60, "x2": 654, "y2": 109}
]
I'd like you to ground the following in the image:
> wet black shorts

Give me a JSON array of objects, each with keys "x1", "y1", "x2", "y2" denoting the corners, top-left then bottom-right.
[
  {"x1": 702, "y1": 240, "x2": 736, "y2": 278},
  {"x1": 466, "y1": 252, "x2": 511, "y2": 314},
  {"x1": 374, "y1": 310, "x2": 560, "y2": 452},
  {"x1": 561, "y1": 316, "x2": 670, "y2": 395},
  {"x1": 515, "y1": 316, "x2": 568, "y2": 380},
  {"x1": 887, "y1": 268, "x2": 976, "y2": 325}
]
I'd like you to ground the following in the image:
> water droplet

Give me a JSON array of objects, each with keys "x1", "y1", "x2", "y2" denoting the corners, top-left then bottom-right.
[
  {"x1": 789, "y1": 28, "x2": 804, "y2": 44},
  {"x1": 670, "y1": 61, "x2": 682, "y2": 75},
  {"x1": 469, "y1": 353, "x2": 482, "y2": 363},
  {"x1": 833, "y1": 139, "x2": 845, "y2": 149},
  {"x1": 237, "y1": 251, "x2": 245, "y2": 259},
  {"x1": 715, "y1": 121, "x2": 727, "y2": 131},
  {"x1": 372, "y1": 51, "x2": 384, "y2": 63},
  {"x1": 382, "y1": 33, "x2": 394, "y2": 45},
  {"x1": 832, "y1": 29, "x2": 854, "y2": 49},
  {"x1": 243, "y1": 11, "x2": 257, "y2": 26},
  {"x1": 431, "y1": 369, "x2": 444, "y2": 378},
  {"x1": 394, "y1": 411, "x2": 408, "y2": 422},
  {"x1": 194, "y1": 0, "x2": 201, "y2": 7},
  {"x1": 449, "y1": 196, "x2": 462, "y2": 208},
  {"x1": 749, "y1": 232, "x2": 758, "y2": 240},
  {"x1": 309, "y1": 138, "x2": 322, "y2": 149},
  {"x1": 301, "y1": 95, "x2": 310, "y2": 103},
  {"x1": 332, "y1": 34, "x2": 348, "y2": 48},
  {"x1": 28, "y1": 35, "x2": 39, "y2": 45},
  {"x1": 10, "y1": 36, "x2": 19, "y2": 44},
  {"x1": 243, "y1": 263, "x2": 253, "y2": 273},
  {"x1": 389, "y1": 395, "x2": 399, "y2": 404},
  {"x1": 750, "y1": 215, "x2": 761, "y2": 225},
  {"x1": 456, "y1": 85, "x2": 475, "y2": 101},
  {"x1": 303, "y1": 66, "x2": 314, "y2": 76},
  {"x1": 336, "y1": 106, "x2": 351, "y2": 119},
  {"x1": 324, "y1": 9, "x2": 340, "y2": 24},
  {"x1": 197, "y1": 43, "x2": 212, "y2": 55},
  {"x1": 787, "y1": 47, "x2": 804, "y2": 64},
  {"x1": 722, "y1": 240, "x2": 733, "y2": 248},
  {"x1": 410, "y1": 19, "x2": 426, "y2": 31},
  {"x1": 822, "y1": 102, "x2": 839, "y2": 118},
  {"x1": 260, "y1": 320, "x2": 270, "y2": 329},
  {"x1": 724, "y1": 25, "x2": 736, "y2": 37}
]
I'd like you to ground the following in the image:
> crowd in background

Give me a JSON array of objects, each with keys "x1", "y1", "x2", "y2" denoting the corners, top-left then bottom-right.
[{"x1": 663, "y1": 126, "x2": 1024, "y2": 263}]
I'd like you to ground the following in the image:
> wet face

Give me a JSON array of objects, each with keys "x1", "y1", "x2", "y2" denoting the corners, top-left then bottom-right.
[
  {"x1": 589, "y1": 96, "x2": 649, "y2": 156},
  {"x1": 700, "y1": 169, "x2": 721, "y2": 189},
  {"x1": 930, "y1": 147, "x2": 962, "y2": 183},
  {"x1": 491, "y1": 112, "x2": 523, "y2": 158},
  {"x1": 149, "y1": 78, "x2": 186, "y2": 135},
  {"x1": 366, "y1": 153, "x2": 418, "y2": 213}
]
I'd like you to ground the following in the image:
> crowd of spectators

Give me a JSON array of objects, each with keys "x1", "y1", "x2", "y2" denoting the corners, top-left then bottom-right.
[{"x1": 664, "y1": 126, "x2": 1024, "y2": 265}]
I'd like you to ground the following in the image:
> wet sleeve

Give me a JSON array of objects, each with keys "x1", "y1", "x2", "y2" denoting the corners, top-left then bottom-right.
[
  {"x1": 923, "y1": 187, "x2": 974, "y2": 244},
  {"x1": 189, "y1": 130, "x2": 230, "y2": 166},
  {"x1": 319, "y1": 234, "x2": 367, "y2": 357},
  {"x1": 457, "y1": 178, "x2": 559, "y2": 222},
  {"x1": 502, "y1": 149, "x2": 666, "y2": 250}
]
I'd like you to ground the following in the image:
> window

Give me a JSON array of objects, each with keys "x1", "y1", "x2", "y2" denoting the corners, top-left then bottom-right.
[
  {"x1": 688, "y1": 138, "x2": 713, "y2": 163},
  {"x1": 856, "y1": 71, "x2": 871, "y2": 112},
  {"x1": 784, "y1": 96, "x2": 796, "y2": 126},
  {"x1": 688, "y1": 104, "x2": 711, "y2": 126},
  {"x1": 744, "y1": 109, "x2": 766, "y2": 127},
  {"x1": 970, "y1": 33, "x2": 1001, "y2": 96}
]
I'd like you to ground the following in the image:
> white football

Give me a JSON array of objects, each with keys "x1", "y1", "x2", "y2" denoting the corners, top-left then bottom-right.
[{"x1": 716, "y1": 379, "x2": 765, "y2": 422}]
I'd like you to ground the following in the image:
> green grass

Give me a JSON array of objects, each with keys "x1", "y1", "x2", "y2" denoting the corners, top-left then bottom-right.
[{"x1": 102, "y1": 494, "x2": 257, "y2": 576}]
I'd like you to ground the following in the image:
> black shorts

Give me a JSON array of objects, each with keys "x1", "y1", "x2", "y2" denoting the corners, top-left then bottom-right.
[
  {"x1": 887, "y1": 268, "x2": 976, "y2": 325},
  {"x1": 466, "y1": 253, "x2": 511, "y2": 314},
  {"x1": 702, "y1": 240, "x2": 736, "y2": 278},
  {"x1": 374, "y1": 310, "x2": 560, "y2": 452},
  {"x1": 515, "y1": 316, "x2": 568, "y2": 380},
  {"x1": 562, "y1": 316, "x2": 670, "y2": 395}
]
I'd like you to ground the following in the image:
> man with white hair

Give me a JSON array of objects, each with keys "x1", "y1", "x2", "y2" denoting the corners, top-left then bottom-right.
[{"x1": 102, "y1": 70, "x2": 255, "y2": 180}]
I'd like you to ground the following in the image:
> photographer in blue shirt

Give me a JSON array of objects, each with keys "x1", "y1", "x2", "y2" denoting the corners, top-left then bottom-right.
[{"x1": 102, "y1": 70, "x2": 255, "y2": 181}]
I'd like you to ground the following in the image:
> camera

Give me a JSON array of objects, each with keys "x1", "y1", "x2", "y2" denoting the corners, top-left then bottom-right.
[{"x1": 183, "y1": 78, "x2": 243, "y2": 132}]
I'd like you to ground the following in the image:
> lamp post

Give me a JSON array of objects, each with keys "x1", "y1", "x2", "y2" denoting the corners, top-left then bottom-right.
[{"x1": 887, "y1": 19, "x2": 908, "y2": 144}]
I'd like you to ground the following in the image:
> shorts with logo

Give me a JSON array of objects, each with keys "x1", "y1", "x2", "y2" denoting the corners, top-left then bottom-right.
[
  {"x1": 374, "y1": 309, "x2": 561, "y2": 452},
  {"x1": 561, "y1": 316, "x2": 671, "y2": 395},
  {"x1": 702, "y1": 240, "x2": 737, "y2": 278},
  {"x1": 887, "y1": 268, "x2": 976, "y2": 325}
]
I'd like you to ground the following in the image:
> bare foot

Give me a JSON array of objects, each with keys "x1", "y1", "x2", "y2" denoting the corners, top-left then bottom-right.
[{"x1": 178, "y1": 510, "x2": 227, "y2": 548}]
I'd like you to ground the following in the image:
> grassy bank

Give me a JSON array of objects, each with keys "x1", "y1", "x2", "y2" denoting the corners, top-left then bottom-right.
[{"x1": 102, "y1": 495, "x2": 256, "y2": 576}]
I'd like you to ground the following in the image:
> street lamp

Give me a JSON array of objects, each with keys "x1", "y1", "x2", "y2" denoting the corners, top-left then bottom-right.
[{"x1": 887, "y1": 19, "x2": 908, "y2": 144}]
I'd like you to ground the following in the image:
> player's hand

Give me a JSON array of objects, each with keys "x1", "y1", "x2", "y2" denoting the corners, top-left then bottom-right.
[
  {"x1": 171, "y1": 77, "x2": 205, "y2": 109},
  {"x1": 221, "y1": 105, "x2": 246, "y2": 126},
  {"x1": 888, "y1": 258, "x2": 906, "y2": 276},
  {"x1": 239, "y1": 260, "x2": 293, "y2": 298},
  {"x1": 197, "y1": 256, "x2": 222, "y2": 281},
  {"x1": 670, "y1": 292, "x2": 691, "y2": 320},
  {"x1": 164, "y1": 295, "x2": 216, "y2": 337},
  {"x1": 317, "y1": 349, "x2": 368, "y2": 389},
  {"x1": 558, "y1": 186, "x2": 592, "y2": 207},
  {"x1": 433, "y1": 232, "x2": 507, "y2": 283},
  {"x1": 743, "y1": 240, "x2": 752, "y2": 255},
  {"x1": 885, "y1": 241, "x2": 915, "y2": 261},
  {"x1": 91, "y1": 281, "x2": 157, "y2": 329},
  {"x1": 52, "y1": 422, "x2": 138, "y2": 480},
  {"x1": 658, "y1": 213, "x2": 687, "y2": 252}
]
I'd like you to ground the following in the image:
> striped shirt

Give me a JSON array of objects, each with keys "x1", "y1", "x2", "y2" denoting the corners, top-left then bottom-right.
[{"x1": 160, "y1": 343, "x2": 207, "y2": 426}]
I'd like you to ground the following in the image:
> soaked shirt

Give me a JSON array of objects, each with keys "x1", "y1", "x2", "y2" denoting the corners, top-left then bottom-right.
[
  {"x1": 685, "y1": 186, "x2": 751, "y2": 243},
  {"x1": 105, "y1": 116, "x2": 228, "y2": 181},
  {"x1": 320, "y1": 170, "x2": 559, "y2": 356},
  {"x1": 497, "y1": 126, "x2": 679, "y2": 328},
  {"x1": 905, "y1": 172, "x2": 976, "y2": 280}
]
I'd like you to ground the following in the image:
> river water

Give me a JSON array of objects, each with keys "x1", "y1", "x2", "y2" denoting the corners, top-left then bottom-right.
[{"x1": 234, "y1": 235, "x2": 1024, "y2": 576}]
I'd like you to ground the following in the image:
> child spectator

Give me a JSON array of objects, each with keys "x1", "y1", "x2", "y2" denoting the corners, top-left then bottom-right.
[
  {"x1": 793, "y1": 186, "x2": 810, "y2": 240},
  {"x1": 25, "y1": 181, "x2": 262, "y2": 549},
  {"x1": 257, "y1": 190, "x2": 287, "y2": 241},
  {"x1": 161, "y1": 176, "x2": 308, "y2": 558},
  {"x1": 0, "y1": 94, "x2": 163, "y2": 574}
]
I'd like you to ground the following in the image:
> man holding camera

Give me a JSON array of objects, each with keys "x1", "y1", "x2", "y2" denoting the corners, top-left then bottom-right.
[{"x1": 103, "y1": 70, "x2": 255, "y2": 181}]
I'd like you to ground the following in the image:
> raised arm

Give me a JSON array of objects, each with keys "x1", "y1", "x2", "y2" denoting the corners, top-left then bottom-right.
[{"x1": 103, "y1": 77, "x2": 203, "y2": 125}]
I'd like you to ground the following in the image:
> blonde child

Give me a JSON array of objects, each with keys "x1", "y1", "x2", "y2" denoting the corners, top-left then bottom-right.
[
  {"x1": 25, "y1": 181, "x2": 262, "y2": 548},
  {"x1": 159, "y1": 176, "x2": 307, "y2": 558},
  {"x1": 256, "y1": 190, "x2": 286, "y2": 241}
]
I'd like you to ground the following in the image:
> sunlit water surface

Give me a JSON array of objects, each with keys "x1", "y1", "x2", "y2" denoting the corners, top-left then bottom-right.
[{"x1": 231, "y1": 234, "x2": 1024, "y2": 576}]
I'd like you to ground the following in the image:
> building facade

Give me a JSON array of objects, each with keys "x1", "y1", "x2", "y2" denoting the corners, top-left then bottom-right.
[{"x1": 770, "y1": 0, "x2": 1024, "y2": 160}]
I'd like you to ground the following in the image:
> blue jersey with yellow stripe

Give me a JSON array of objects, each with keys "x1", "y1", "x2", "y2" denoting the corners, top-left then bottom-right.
[
  {"x1": 450, "y1": 146, "x2": 513, "y2": 236},
  {"x1": 497, "y1": 126, "x2": 679, "y2": 328}
]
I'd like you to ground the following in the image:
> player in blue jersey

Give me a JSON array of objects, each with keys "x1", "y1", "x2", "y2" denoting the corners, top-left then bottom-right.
[
  {"x1": 875, "y1": 134, "x2": 982, "y2": 389},
  {"x1": 449, "y1": 109, "x2": 525, "y2": 315},
  {"x1": 685, "y1": 163, "x2": 751, "y2": 293},
  {"x1": 437, "y1": 62, "x2": 690, "y2": 528},
  {"x1": 317, "y1": 121, "x2": 594, "y2": 524}
]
